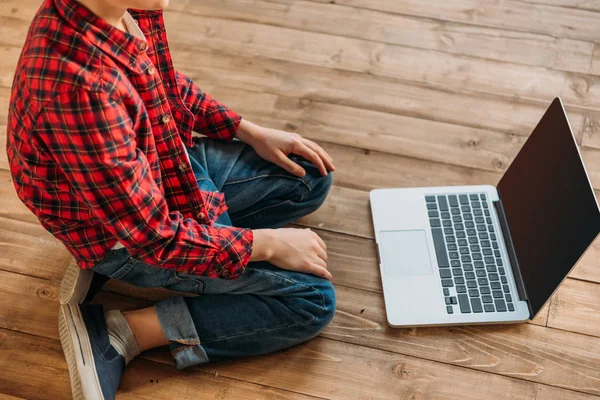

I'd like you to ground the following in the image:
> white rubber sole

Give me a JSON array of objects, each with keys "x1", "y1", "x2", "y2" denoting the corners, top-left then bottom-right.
[
  {"x1": 59, "y1": 259, "x2": 93, "y2": 305},
  {"x1": 58, "y1": 303, "x2": 105, "y2": 400}
]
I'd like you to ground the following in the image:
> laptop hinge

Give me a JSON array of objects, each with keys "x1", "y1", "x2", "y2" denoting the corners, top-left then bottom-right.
[{"x1": 493, "y1": 200, "x2": 529, "y2": 307}]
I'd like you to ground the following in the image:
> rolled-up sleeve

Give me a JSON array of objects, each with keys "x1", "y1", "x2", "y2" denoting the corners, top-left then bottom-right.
[
  {"x1": 175, "y1": 69, "x2": 242, "y2": 142},
  {"x1": 35, "y1": 89, "x2": 253, "y2": 279}
]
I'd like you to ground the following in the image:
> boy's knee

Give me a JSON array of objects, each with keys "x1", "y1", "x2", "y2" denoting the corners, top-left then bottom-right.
[
  {"x1": 302, "y1": 278, "x2": 336, "y2": 338},
  {"x1": 302, "y1": 170, "x2": 333, "y2": 210}
]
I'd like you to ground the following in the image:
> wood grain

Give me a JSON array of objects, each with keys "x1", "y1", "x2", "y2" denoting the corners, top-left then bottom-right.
[
  {"x1": 535, "y1": 385, "x2": 600, "y2": 400},
  {"x1": 0, "y1": 328, "x2": 318, "y2": 400},
  {"x1": 0, "y1": 329, "x2": 73, "y2": 400},
  {"x1": 547, "y1": 279, "x2": 600, "y2": 338},
  {"x1": 592, "y1": 44, "x2": 600, "y2": 76},
  {"x1": 161, "y1": 11, "x2": 600, "y2": 111},
  {"x1": 0, "y1": 170, "x2": 39, "y2": 224},
  {"x1": 306, "y1": 0, "x2": 600, "y2": 42},
  {"x1": 170, "y1": 46, "x2": 598, "y2": 139},
  {"x1": 7, "y1": 269, "x2": 600, "y2": 394},
  {"x1": 169, "y1": 0, "x2": 594, "y2": 74},
  {"x1": 0, "y1": 126, "x2": 7, "y2": 171},
  {"x1": 324, "y1": 285, "x2": 599, "y2": 394},
  {"x1": 0, "y1": 215, "x2": 71, "y2": 281},
  {"x1": 206, "y1": 86, "x2": 528, "y2": 174},
  {"x1": 519, "y1": 0, "x2": 600, "y2": 12}
]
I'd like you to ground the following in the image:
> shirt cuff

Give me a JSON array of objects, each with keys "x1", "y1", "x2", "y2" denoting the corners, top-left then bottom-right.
[{"x1": 212, "y1": 226, "x2": 254, "y2": 279}]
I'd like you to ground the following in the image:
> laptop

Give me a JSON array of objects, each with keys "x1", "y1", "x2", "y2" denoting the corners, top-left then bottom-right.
[{"x1": 369, "y1": 98, "x2": 600, "y2": 327}]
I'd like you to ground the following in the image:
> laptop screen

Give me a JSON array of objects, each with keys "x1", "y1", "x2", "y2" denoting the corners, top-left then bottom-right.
[{"x1": 497, "y1": 98, "x2": 600, "y2": 317}]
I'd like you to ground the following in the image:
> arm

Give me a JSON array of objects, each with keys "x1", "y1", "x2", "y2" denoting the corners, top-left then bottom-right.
[
  {"x1": 175, "y1": 70, "x2": 241, "y2": 142},
  {"x1": 36, "y1": 89, "x2": 252, "y2": 279},
  {"x1": 175, "y1": 70, "x2": 336, "y2": 178}
]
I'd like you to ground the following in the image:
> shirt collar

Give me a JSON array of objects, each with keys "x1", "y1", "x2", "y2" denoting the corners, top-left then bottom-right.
[
  {"x1": 122, "y1": 11, "x2": 146, "y2": 42},
  {"x1": 53, "y1": 0, "x2": 149, "y2": 72}
]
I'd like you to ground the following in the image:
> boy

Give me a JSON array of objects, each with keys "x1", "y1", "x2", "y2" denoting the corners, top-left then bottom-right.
[{"x1": 6, "y1": 0, "x2": 336, "y2": 398}]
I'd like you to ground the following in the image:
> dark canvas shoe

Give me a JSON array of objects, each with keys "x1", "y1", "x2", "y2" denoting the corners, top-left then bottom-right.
[
  {"x1": 60, "y1": 259, "x2": 110, "y2": 305},
  {"x1": 58, "y1": 303, "x2": 125, "y2": 400}
]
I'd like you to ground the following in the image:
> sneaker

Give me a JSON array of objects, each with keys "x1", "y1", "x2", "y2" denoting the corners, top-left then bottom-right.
[
  {"x1": 59, "y1": 258, "x2": 110, "y2": 305},
  {"x1": 58, "y1": 303, "x2": 125, "y2": 400}
]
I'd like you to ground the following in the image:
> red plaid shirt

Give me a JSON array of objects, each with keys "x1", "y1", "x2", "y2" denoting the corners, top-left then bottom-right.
[{"x1": 6, "y1": 0, "x2": 254, "y2": 279}]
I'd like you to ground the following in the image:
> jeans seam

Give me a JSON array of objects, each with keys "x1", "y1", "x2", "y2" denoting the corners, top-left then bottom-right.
[{"x1": 223, "y1": 173, "x2": 313, "y2": 191}]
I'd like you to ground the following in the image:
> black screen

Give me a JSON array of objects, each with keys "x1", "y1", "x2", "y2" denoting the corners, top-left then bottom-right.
[{"x1": 497, "y1": 98, "x2": 600, "y2": 317}]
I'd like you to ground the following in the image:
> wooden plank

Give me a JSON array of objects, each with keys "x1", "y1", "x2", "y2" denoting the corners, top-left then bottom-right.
[
  {"x1": 118, "y1": 357, "x2": 320, "y2": 400},
  {"x1": 208, "y1": 86, "x2": 528, "y2": 174},
  {"x1": 323, "y1": 285, "x2": 599, "y2": 394},
  {"x1": 535, "y1": 385, "x2": 600, "y2": 400},
  {"x1": 170, "y1": 46, "x2": 596, "y2": 138},
  {"x1": 145, "y1": 335, "x2": 586, "y2": 400},
  {"x1": 0, "y1": 329, "x2": 73, "y2": 400},
  {"x1": 0, "y1": 46, "x2": 20, "y2": 88},
  {"x1": 519, "y1": 0, "x2": 600, "y2": 12},
  {"x1": 297, "y1": 185, "x2": 373, "y2": 239},
  {"x1": 0, "y1": 216, "x2": 71, "y2": 281},
  {"x1": 161, "y1": 11, "x2": 600, "y2": 111},
  {"x1": 321, "y1": 142, "x2": 501, "y2": 191},
  {"x1": 0, "y1": 271, "x2": 543, "y2": 399},
  {"x1": 569, "y1": 236, "x2": 600, "y2": 283},
  {"x1": 1, "y1": 42, "x2": 596, "y2": 148},
  {"x1": 0, "y1": 328, "x2": 317, "y2": 400},
  {"x1": 0, "y1": 1, "x2": 40, "y2": 23},
  {"x1": 0, "y1": 126, "x2": 8, "y2": 170},
  {"x1": 0, "y1": 88, "x2": 8, "y2": 124},
  {"x1": 592, "y1": 44, "x2": 600, "y2": 76},
  {"x1": 0, "y1": 271, "x2": 60, "y2": 339},
  {"x1": 306, "y1": 0, "x2": 600, "y2": 42},
  {"x1": 169, "y1": 0, "x2": 594, "y2": 74},
  {"x1": 0, "y1": 16, "x2": 29, "y2": 48},
  {"x1": 12, "y1": 269, "x2": 600, "y2": 397},
  {"x1": 580, "y1": 110, "x2": 600, "y2": 149},
  {"x1": 547, "y1": 278, "x2": 600, "y2": 338},
  {"x1": 581, "y1": 148, "x2": 600, "y2": 189},
  {"x1": 0, "y1": 395, "x2": 27, "y2": 400},
  {"x1": 0, "y1": 170, "x2": 40, "y2": 223}
]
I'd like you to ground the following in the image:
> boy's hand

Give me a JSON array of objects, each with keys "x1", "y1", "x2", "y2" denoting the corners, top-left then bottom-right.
[
  {"x1": 235, "y1": 119, "x2": 335, "y2": 177},
  {"x1": 250, "y1": 228, "x2": 332, "y2": 281}
]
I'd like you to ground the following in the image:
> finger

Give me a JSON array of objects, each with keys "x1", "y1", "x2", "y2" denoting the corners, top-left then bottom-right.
[
  {"x1": 294, "y1": 143, "x2": 327, "y2": 176},
  {"x1": 314, "y1": 244, "x2": 328, "y2": 263},
  {"x1": 304, "y1": 140, "x2": 335, "y2": 171},
  {"x1": 312, "y1": 254, "x2": 327, "y2": 268},
  {"x1": 275, "y1": 151, "x2": 306, "y2": 177},
  {"x1": 309, "y1": 263, "x2": 332, "y2": 281},
  {"x1": 305, "y1": 139, "x2": 334, "y2": 167},
  {"x1": 313, "y1": 232, "x2": 327, "y2": 252}
]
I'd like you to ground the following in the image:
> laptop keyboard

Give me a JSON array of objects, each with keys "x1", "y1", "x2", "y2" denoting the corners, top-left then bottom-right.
[{"x1": 426, "y1": 193, "x2": 516, "y2": 315}]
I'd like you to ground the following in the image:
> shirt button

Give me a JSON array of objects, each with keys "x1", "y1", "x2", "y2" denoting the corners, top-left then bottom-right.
[
  {"x1": 139, "y1": 41, "x2": 148, "y2": 51},
  {"x1": 147, "y1": 66, "x2": 155, "y2": 75},
  {"x1": 196, "y1": 211, "x2": 205, "y2": 221},
  {"x1": 161, "y1": 114, "x2": 171, "y2": 124},
  {"x1": 178, "y1": 163, "x2": 187, "y2": 171}
]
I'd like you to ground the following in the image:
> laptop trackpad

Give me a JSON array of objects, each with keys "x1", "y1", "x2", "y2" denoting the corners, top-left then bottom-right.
[{"x1": 379, "y1": 230, "x2": 433, "y2": 277}]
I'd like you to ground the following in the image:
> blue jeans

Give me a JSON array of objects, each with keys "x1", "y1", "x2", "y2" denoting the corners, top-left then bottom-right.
[{"x1": 91, "y1": 138, "x2": 335, "y2": 369}]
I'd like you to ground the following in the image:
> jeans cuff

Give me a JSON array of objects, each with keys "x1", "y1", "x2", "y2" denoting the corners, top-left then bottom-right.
[{"x1": 154, "y1": 296, "x2": 209, "y2": 369}]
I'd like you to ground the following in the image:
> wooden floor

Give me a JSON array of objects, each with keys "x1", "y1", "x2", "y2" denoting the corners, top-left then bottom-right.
[{"x1": 2, "y1": 0, "x2": 600, "y2": 398}]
